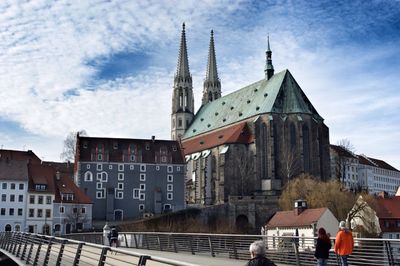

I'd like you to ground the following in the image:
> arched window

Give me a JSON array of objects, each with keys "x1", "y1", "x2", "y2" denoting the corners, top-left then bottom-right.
[
  {"x1": 273, "y1": 122, "x2": 279, "y2": 178},
  {"x1": 14, "y1": 224, "x2": 20, "y2": 232},
  {"x1": 185, "y1": 90, "x2": 188, "y2": 107},
  {"x1": 5, "y1": 224, "x2": 11, "y2": 232},
  {"x1": 84, "y1": 171, "x2": 93, "y2": 182},
  {"x1": 302, "y1": 124, "x2": 310, "y2": 172},
  {"x1": 290, "y1": 123, "x2": 296, "y2": 150},
  {"x1": 179, "y1": 89, "x2": 183, "y2": 107},
  {"x1": 208, "y1": 91, "x2": 213, "y2": 101},
  {"x1": 261, "y1": 124, "x2": 268, "y2": 178}
]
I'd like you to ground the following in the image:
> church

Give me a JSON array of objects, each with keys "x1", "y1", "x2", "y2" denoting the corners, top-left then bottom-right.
[{"x1": 171, "y1": 24, "x2": 331, "y2": 205}]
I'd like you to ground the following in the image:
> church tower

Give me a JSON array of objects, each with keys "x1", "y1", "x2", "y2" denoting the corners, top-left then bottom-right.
[
  {"x1": 171, "y1": 23, "x2": 195, "y2": 140},
  {"x1": 264, "y1": 36, "x2": 274, "y2": 80},
  {"x1": 201, "y1": 30, "x2": 221, "y2": 105}
]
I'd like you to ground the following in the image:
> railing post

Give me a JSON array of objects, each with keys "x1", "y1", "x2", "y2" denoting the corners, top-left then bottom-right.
[
  {"x1": 43, "y1": 237, "x2": 53, "y2": 266},
  {"x1": 16, "y1": 233, "x2": 24, "y2": 257},
  {"x1": 208, "y1": 236, "x2": 215, "y2": 257},
  {"x1": 33, "y1": 235, "x2": 44, "y2": 266},
  {"x1": 384, "y1": 240, "x2": 394, "y2": 266},
  {"x1": 134, "y1": 233, "x2": 138, "y2": 248},
  {"x1": 145, "y1": 234, "x2": 149, "y2": 249},
  {"x1": 292, "y1": 239, "x2": 300, "y2": 266},
  {"x1": 171, "y1": 234, "x2": 177, "y2": 253},
  {"x1": 25, "y1": 234, "x2": 35, "y2": 264},
  {"x1": 73, "y1": 242, "x2": 84, "y2": 265},
  {"x1": 157, "y1": 234, "x2": 163, "y2": 251},
  {"x1": 20, "y1": 233, "x2": 30, "y2": 260},
  {"x1": 97, "y1": 247, "x2": 109, "y2": 266},
  {"x1": 56, "y1": 239, "x2": 67, "y2": 266},
  {"x1": 123, "y1": 233, "x2": 128, "y2": 248},
  {"x1": 231, "y1": 236, "x2": 238, "y2": 259},
  {"x1": 138, "y1": 255, "x2": 151, "y2": 266},
  {"x1": 5, "y1": 232, "x2": 12, "y2": 251},
  {"x1": 189, "y1": 235, "x2": 195, "y2": 255}
]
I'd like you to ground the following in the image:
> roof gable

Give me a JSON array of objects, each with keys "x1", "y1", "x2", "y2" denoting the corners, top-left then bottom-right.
[
  {"x1": 184, "y1": 70, "x2": 322, "y2": 139},
  {"x1": 266, "y1": 208, "x2": 327, "y2": 228}
]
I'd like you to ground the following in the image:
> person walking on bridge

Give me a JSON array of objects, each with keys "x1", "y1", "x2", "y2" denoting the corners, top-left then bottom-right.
[
  {"x1": 334, "y1": 221, "x2": 354, "y2": 266},
  {"x1": 246, "y1": 240, "x2": 277, "y2": 266}
]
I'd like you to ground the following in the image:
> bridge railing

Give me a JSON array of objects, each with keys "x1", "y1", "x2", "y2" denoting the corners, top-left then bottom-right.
[
  {"x1": 66, "y1": 231, "x2": 400, "y2": 266},
  {"x1": 0, "y1": 231, "x2": 199, "y2": 266}
]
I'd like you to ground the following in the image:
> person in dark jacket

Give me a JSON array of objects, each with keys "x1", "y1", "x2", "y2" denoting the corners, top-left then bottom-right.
[
  {"x1": 246, "y1": 240, "x2": 277, "y2": 266},
  {"x1": 314, "y1": 227, "x2": 332, "y2": 266}
]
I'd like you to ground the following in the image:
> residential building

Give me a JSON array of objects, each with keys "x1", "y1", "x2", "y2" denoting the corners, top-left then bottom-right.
[
  {"x1": 264, "y1": 200, "x2": 338, "y2": 250},
  {"x1": 0, "y1": 159, "x2": 29, "y2": 232},
  {"x1": 53, "y1": 171, "x2": 92, "y2": 235},
  {"x1": 173, "y1": 25, "x2": 330, "y2": 205},
  {"x1": 26, "y1": 163, "x2": 56, "y2": 234},
  {"x1": 74, "y1": 135, "x2": 185, "y2": 221},
  {"x1": 330, "y1": 145, "x2": 359, "y2": 190}
]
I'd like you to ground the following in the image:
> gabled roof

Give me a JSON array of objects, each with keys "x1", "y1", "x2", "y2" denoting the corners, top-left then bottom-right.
[
  {"x1": 0, "y1": 160, "x2": 28, "y2": 181},
  {"x1": 182, "y1": 121, "x2": 253, "y2": 154},
  {"x1": 184, "y1": 69, "x2": 323, "y2": 139},
  {"x1": 330, "y1": 145, "x2": 358, "y2": 159},
  {"x1": 358, "y1": 155, "x2": 399, "y2": 172},
  {"x1": 54, "y1": 173, "x2": 92, "y2": 204},
  {"x1": 0, "y1": 149, "x2": 41, "y2": 164},
  {"x1": 266, "y1": 208, "x2": 328, "y2": 228},
  {"x1": 375, "y1": 197, "x2": 400, "y2": 219}
]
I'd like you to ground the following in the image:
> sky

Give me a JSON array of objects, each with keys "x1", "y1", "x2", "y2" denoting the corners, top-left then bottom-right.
[{"x1": 0, "y1": 0, "x2": 399, "y2": 169}]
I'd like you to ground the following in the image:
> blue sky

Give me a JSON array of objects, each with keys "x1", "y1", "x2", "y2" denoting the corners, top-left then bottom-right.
[{"x1": 0, "y1": 0, "x2": 399, "y2": 169}]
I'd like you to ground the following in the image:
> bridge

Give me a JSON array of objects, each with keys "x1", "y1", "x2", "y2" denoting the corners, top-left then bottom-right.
[{"x1": 1, "y1": 231, "x2": 399, "y2": 265}]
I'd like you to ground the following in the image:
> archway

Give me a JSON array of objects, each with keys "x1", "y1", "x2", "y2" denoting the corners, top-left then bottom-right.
[
  {"x1": 14, "y1": 224, "x2": 21, "y2": 232},
  {"x1": 235, "y1": 214, "x2": 249, "y2": 233},
  {"x1": 65, "y1": 223, "x2": 71, "y2": 234},
  {"x1": 5, "y1": 224, "x2": 11, "y2": 232},
  {"x1": 43, "y1": 224, "x2": 50, "y2": 235},
  {"x1": 114, "y1": 210, "x2": 123, "y2": 221}
]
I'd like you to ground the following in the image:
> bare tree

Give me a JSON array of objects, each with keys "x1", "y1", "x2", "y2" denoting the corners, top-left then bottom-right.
[
  {"x1": 336, "y1": 138, "x2": 356, "y2": 153},
  {"x1": 280, "y1": 145, "x2": 301, "y2": 185},
  {"x1": 230, "y1": 145, "x2": 254, "y2": 196},
  {"x1": 66, "y1": 205, "x2": 89, "y2": 233},
  {"x1": 60, "y1": 130, "x2": 87, "y2": 162}
]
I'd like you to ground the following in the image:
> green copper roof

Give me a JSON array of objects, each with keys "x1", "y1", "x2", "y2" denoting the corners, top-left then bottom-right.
[{"x1": 183, "y1": 69, "x2": 323, "y2": 139}]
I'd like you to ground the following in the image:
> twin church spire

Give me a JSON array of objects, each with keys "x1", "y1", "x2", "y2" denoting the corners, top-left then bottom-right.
[{"x1": 171, "y1": 24, "x2": 274, "y2": 140}]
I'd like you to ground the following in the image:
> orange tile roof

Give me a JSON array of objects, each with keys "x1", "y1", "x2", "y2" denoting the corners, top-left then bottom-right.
[
  {"x1": 54, "y1": 174, "x2": 92, "y2": 204},
  {"x1": 266, "y1": 208, "x2": 327, "y2": 228},
  {"x1": 376, "y1": 197, "x2": 400, "y2": 219},
  {"x1": 182, "y1": 121, "x2": 253, "y2": 154},
  {"x1": 0, "y1": 149, "x2": 41, "y2": 164}
]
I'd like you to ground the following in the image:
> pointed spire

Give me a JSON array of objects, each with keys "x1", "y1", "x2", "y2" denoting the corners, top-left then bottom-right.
[
  {"x1": 175, "y1": 23, "x2": 191, "y2": 81},
  {"x1": 265, "y1": 35, "x2": 274, "y2": 80},
  {"x1": 202, "y1": 30, "x2": 221, "y2": 105}
]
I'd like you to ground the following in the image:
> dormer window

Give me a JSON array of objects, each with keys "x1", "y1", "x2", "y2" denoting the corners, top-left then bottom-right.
[
  {"x1": 61, "y1": 193, "x2": 75, "y2": 201},
  {"x1": 35, "y1": 184, "x2": 47, "y2": 191}
]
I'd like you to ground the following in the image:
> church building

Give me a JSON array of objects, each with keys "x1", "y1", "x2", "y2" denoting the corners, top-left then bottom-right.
[{"x1": 171, "y1": 24, "x2": 331, "y2": 205}]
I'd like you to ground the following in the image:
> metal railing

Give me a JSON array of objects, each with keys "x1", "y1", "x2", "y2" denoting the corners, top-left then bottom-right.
[
  {"x1": 0, "y1": 231, "x2": 199, "y2": 266},
  {"x1": 66, "y1": 231, "x2": 400, "y2": 266}
]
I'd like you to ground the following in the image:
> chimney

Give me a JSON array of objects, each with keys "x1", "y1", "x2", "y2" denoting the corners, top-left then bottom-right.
[
  {"x1": 151, "y1": 136, "x2": 155, "y2": 142},
  {"x1": 56, "y1": 171, "x2": 61, "y2": 180},
  {"x1": 294, "y1": 199, "x2": 307, "y2": 216}
]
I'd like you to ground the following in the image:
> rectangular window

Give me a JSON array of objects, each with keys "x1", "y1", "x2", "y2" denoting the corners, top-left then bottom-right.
[
  {"x1": 81, "y1": 208, "x2": 86, "y2": 214},
  {"x1": 101, "y1": 173, "x2": 107, "y2": 182},
  {"x1": 140, "y1": 173, "x2": 146, "y2": 181},
  {"x1": 37, "y1": 209, "x2": 43, "y2": 217},
  {"x1": 139, "y1": 204, "x2": 145, "y2": 211},
  {"x1": 9, "y1": 208, "x2": 14, "y2": 216},
  {"x1": 130, "y1": 165, "x2": 134, "y2": 170},
  {"x1": 46, "y1": 196, "x2": 52, "y2": 204},
  {"x1": 140, "y1": 164, "x2": 146, "y2": 172},
  {"x1": 116, "y1": 191, "x2": 124, "y2": 199},
  {"x1": 167, "y1": 184, "x2": 173, "y2": 191},
  {"x1": 2, "y1": 183, "x2": 6, "y2": 189},
  {"x1": 98, "y1": 154, "x2": 103, "y2": 161},
  {"x1": 167, "y1": 166, "x2": 173, "y2": 173},
  {"x1": 133, "y1": 189, "x2": 140, "y2": 199},
  {"x1": 167, "y1": 175, "x2": 173, "y2": 182},
  {"x1": 167, "y1": 193, "x2": 173, "y2": 200},
  {"x1": 139, "y1": 193, "x2": 145, "y2": 201},
  {"x1": 29, "y1": 208, "x2": 34, "y2": 217},
  {"x1": 11, "y1": 183, "x2": 15, "y2": 190},
  {"x1": 19, "y1": 183, "x2": 24, "y2": 190},
  {"x1": 109, "y1": 164, "x2": 113, "y2": 170},
  {"x1": 118, "y1": 183, "x2": 124, "y2": 190},
  {"x1": 140, "y1": 184, "x2": 146, "y2": 191},
  {"x1": 177, "y1": 166, "x2": 181, "y2": 171},
  {"x1": 38, "y1": 196, "x2": 43, "y2": 204},
  {"x1": 97, "y1": 173, "x2": 102, "y2": 180},
  {"x1": 73, "y1": 208, "x2": 78, "y2": 213},
  {"x1": 97, "y1": 164, "x2": 102, "y2": 171},
  {"x1": 1, "y1": 194, "x2": 6, "y2": 202},
  {"x1": 0, "y1": 208, "x2": 5, "y2": 215},
  {"x1": 118, "y1": 173, "x2": 124, "y2": 180},
  {"x1": 59, "y1": 206, "x2": 64, "y2": 213},
  {"x1": 96, "y1": 182, "x2": 102, "y2": 189},
  {"x1": 18, "y1": 208, "x2": 23, "y2": 216},
  {"x1": 10, "y1": 195, "x2": 15, "y2": 202},
  {"x1": 118, "y1": 164, "x2": 124, "y2": 171},
  {"x1": 46, "y1": 209, "x2": 51, "y2": 218},
  {"x1": 18, "y1": 195, "x2": 23, "y2": 202}
]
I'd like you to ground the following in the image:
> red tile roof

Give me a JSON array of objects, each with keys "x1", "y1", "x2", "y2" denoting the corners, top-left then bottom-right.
[
  {"x1": 182, "y1": 122, "x2": 253, "y2": 154},
  {"x1": 358, "y1": 155, "x2": 399, "y2": 172},
  {"x1": 376, "y1": 197, "x2": 400, "y2": 219},
  {"x1": 28, "y1": 164, "x2": 56, "y2": 193},
  {"x1": 0, "y1": 149, "x2": 41, "y2": 164},
  {"x1": 0, "y1": 160, "x2": 29, "y2": 181},
  {"x1": 330, "y1": 145, "x2": 358, "y2": 159},
  {"x1": 54, "y1": 174, "x2": 92, "y2": 204},
  {"x1": 266, "y1": 208, "x2": 328, "y2": 228}
]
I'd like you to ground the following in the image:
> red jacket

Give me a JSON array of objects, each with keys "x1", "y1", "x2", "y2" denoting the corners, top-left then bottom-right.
[{"x1": 334, "y1": 229, "x2": 354, "y2": 256}]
